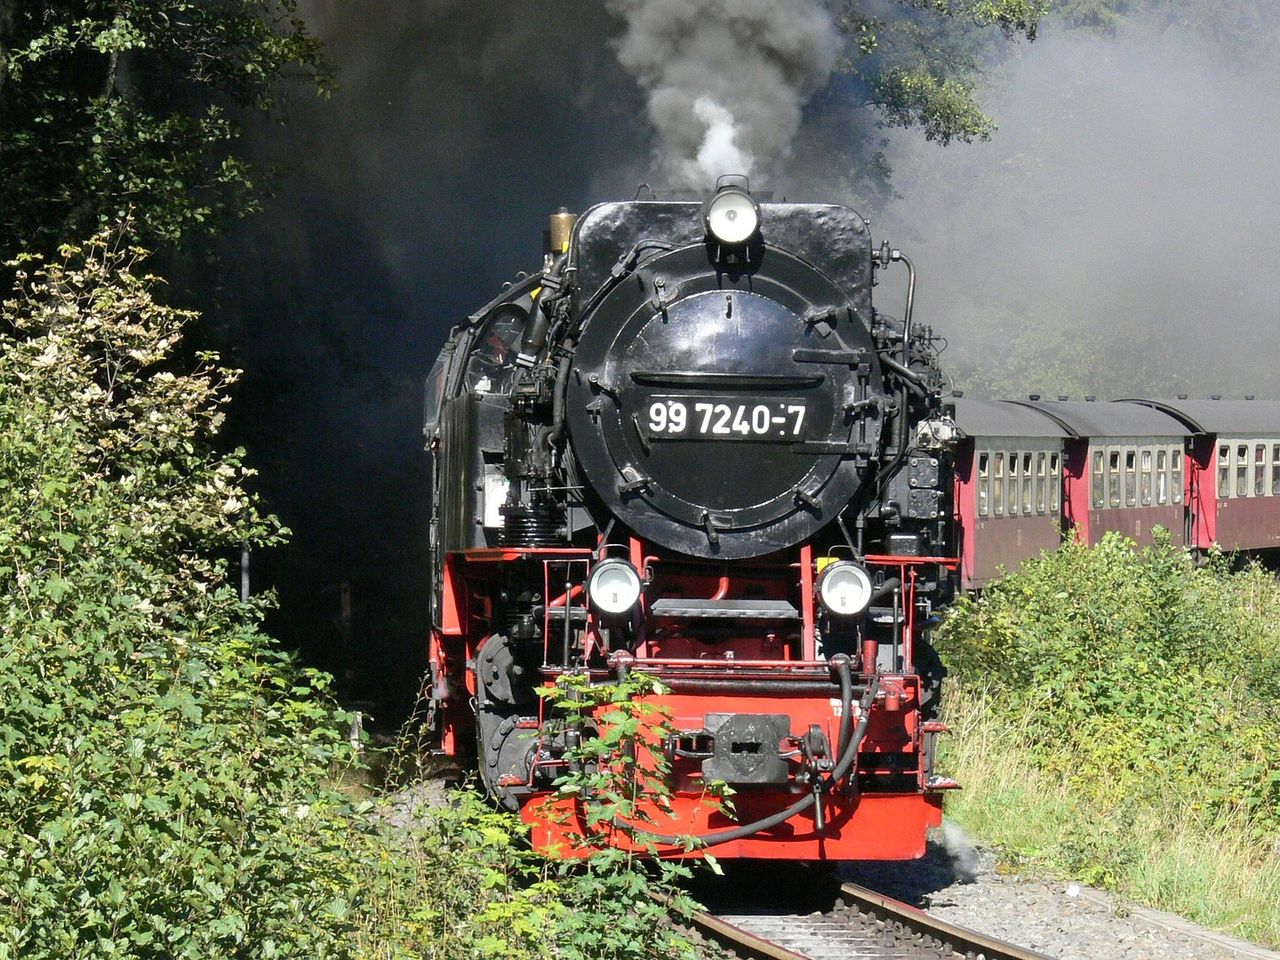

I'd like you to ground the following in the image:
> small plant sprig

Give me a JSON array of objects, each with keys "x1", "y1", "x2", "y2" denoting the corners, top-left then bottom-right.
[{"x1": 534, "y1": 671, "x2": 710, "y2": 960}]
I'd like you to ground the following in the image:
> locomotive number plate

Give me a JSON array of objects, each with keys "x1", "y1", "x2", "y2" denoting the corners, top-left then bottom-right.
[{"x1": 643, "y1": 396, "x2": 808, "y2": 441}]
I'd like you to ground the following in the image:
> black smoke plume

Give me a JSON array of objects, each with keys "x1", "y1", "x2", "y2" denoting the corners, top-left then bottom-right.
[{"x1": 604, "y1": 0, "x2": 839, "y2": 188}]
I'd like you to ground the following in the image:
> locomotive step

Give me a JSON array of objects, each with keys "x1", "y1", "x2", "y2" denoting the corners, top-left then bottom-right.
[{"x1": 648, "y1": 598, "x2": 802, "y2": 620}]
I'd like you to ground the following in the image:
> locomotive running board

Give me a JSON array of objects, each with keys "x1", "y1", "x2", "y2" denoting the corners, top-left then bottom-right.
[{"x1": 648, "y1": 598, "x2": 801, "y2": 619}]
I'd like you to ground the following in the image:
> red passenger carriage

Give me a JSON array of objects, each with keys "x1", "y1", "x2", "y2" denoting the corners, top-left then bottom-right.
[
  {"x1": 952, "y1": 398, "x2": 1070, "y2": 589},
  {"x1": 1120, "y1": 399, "x2": 1280, "y2": 552},
  {"x1": 951, "y1": 395, "x2": 1280, "y2": 581}
]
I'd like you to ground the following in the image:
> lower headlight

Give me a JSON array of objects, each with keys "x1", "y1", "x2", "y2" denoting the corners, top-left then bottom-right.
[
  {"x1": 587, "y1": 559, "x2": 643, "y2": 616},
  {"x1": 816, "y1": 561, "x2": 873, "y2": 617}
]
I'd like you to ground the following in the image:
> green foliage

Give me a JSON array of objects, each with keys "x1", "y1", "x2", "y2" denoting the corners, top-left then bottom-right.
[
  {"x1": 872, "y1": 66, "x2": 996, "y2": 143},
  {"x1": 0, "y1": 231, "x2": 369, "y2": 957},
  {"x1": 836, "y1": 0, "x2": 1050, "y2": 145},
  {"x1": 0, "y1": 1, "x2": 331, "y2": 256},
  {"x1": 535, "y1": 672, "x2": 706, "y2": 960},
  {"x1": 1054, "y1": 0, "x2": 1280, "y2": 49},
  {"x1": 0, "y1": 231, "x2": 588, "y2": 960},
  {"x1": 939, "y1": 689, "x2": 1280, "y2": 946},
  {"x1": 941, "y1": 532, "x2": 1280, "y2": 830},
  {"x1": 938, "y1": 533, "x2": 1280, "y2": 944},
  {"x1": 348, "y1": 790, "x2": 565, "y2": 960}
]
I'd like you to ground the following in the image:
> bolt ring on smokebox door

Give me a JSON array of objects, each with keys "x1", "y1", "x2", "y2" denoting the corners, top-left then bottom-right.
[{"x1": 566, "y1": 242, "x2": 885, "y2": 559}]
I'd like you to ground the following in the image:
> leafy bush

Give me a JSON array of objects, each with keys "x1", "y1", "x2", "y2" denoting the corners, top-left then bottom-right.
[
  {"x1": 347, "y1": 788, "x2": 564, "y2": 960},
  {"x1": 939, "y1": 689, "x2": 1280, "y2": 944},
  {"x1": 0, "y1": 233, "x2": 705, "y2": 959},
  {"x1": 0, "y1": 234, "x2": 373, "y2": 957},
  {"x1": 940, "y1": 531, "x2": 1280, "y2": 831},
  {"x1": 534, "y1": 672, "x2": 704, "y2": 960}
]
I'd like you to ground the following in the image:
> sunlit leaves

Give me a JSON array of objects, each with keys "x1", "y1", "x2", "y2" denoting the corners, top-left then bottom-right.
[
  {"x1": 536, "y1": 672, "x2": 705, "y2": 960},
  {"x1": 0, "y1": 234, "x2": 364, "y2": 957},
  {"x1": 835, "y1": 0, "x2": 1049, "y2": 150}
]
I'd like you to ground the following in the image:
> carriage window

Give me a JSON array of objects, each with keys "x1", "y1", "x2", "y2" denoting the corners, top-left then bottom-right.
[
  {"x1": 1218, "y1": 445, "x2": 1231, "y2": 498},
  {"x1": 1036, "y1": 452, "x2": 1047, "y2": 513},
  {"x1": 1273, "y1": 445, "x2": 1280, "y2": 496},
  {"x1": 1256, "y1": 444, "x2": 1266, "y2": 496},
  {"x1": 1124, "y1": 450, "x2": 1137, "y2": 506},
  {"x1": 1108, "y1": 450, "x2": 1122, "y2": 508},
  {"x1": 1008, "y1": 452, "x2": 1020, "y2": 516},
  {"x1": 977, "y1": 452, "x2": 990, "y2": 517},
  {"x1": 1156, "y1": 450, "x2": 1168, "y2": 504},
  {"x1": 1237, "y1": 444, "x2": 1248, "y2": 497},
  {"x1": 1140, "y1": 449, "x2": 1153, "y2": 505},
  {"x1": 1172, "y1": 450, "x2": 1183, "y2": 504},
  {"x1": 993, "y1": 453, "x2": 1005, "y2": 516},
  {"x1": 1049, "y1": 453, "x2": 1061, "y2": 513},
  {"x1": 1092, "y1": 451, "x2": 1105, "y2": 508},
  {"x1": 1022, "y1": 452, "x2": 1034, "y2": 515}
]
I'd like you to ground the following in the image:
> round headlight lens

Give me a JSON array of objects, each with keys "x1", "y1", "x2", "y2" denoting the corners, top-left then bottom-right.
[
  {"x1": 587, "y1": 560, "x2": 643, "y2": 616},
  {"x1": 817, "y1": 562, "x2": 873, "y2": 617},
  {"x1": 704, "y1": 188, "x2": 760, "y2": 245}
]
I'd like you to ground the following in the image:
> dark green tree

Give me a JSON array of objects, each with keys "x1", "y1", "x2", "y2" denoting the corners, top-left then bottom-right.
[
  {"x1": 789, "y1": 0, "x2": 1050, "y2": 206},
  {"x1": 0, "y1": 1, "x2": 330, "y2": 258},
  {"x1": 837, "y1": 0, "x2": 1050, "y2": 145}
]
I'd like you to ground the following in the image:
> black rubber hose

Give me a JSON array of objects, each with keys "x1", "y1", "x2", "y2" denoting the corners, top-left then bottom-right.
[
  {"x1": 547, "y1": 351, "x2": 573, "y2": 446},
  {"x1": 870, "y1": 577, "x2": 901, "y2": 604},
  {"x1": 616, "y1": 667, "x2": 880, "y2": 850}
]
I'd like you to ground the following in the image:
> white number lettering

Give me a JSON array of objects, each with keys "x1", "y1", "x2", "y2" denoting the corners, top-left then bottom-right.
[
  {"x1": 695, "y1": 402, "x2": 714, "y2": 433},
  {"x1": 752, "y1": 405, "x2": 770, "y2": 433},
  {"x1": 668, "y1": 401, "x2": 687, "y2": 433},
  {"x1": 711, "y1": 404, "x2": 733, "y2": 434},
  {"x1": 787, "y1": 404, "x2": 806, "y2": 435},
  {"x1": 731, "y1": 405, "x2": 751, "y2": 434},
  {"x1": 648, "y1": 402, "x2": 667, "y2": 432}
]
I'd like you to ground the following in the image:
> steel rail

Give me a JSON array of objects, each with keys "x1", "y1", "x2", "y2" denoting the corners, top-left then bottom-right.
[
  {"x1": 838, "y1": 878, "x2": 1057, "y2": 960},
  {"x1": 685, "y1": 909, "x2": 811, "y2": 960},
  {"x1": 679, "y1": 877, "x2": 1056, "y2": 960}
]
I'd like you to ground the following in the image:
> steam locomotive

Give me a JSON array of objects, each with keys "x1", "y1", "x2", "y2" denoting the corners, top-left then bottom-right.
[{"x1": 422, "y1": 179, "x2": 961, "y2": 859}]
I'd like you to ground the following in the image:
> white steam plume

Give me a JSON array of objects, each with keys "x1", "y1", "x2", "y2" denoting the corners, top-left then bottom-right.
[{"x1": 605, "y1": 0, "x2": 840, "y2": 190}]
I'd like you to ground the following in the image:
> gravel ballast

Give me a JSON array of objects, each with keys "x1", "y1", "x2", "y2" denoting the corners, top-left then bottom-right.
[{"x1": 844, "y1": 824, "x2": 1280, "y2": 960}]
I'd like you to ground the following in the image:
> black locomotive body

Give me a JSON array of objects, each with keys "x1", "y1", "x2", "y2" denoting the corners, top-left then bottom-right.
[{"x1": 424, "y1": 182, "x2": 959, "y2": 859}]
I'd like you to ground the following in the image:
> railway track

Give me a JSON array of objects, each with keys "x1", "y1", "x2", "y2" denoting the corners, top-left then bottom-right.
[{"x1": 686, "y1": 876, "x2": 1055, "y2": 960}]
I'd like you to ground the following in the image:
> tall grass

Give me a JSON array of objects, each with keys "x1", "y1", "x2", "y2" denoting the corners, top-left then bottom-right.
[
  {"x1": 937, "y1": 534, "x2": 1280, "y2": 946},
  {"x1": 942, "y1": 688, "x2": 1280, "y2": 946}
]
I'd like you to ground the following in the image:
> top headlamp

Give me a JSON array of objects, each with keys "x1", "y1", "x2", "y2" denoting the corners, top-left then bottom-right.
[{"x1": 703, "y1": 180, "x2": 760, "y2": 246}]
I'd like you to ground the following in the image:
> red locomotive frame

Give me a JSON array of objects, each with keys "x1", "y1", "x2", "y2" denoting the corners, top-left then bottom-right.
[{"x1": 430, "y1": 539, "x2": 954, "y2": 859}]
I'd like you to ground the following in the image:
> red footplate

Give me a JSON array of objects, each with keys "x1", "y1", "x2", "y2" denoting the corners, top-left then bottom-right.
[
  {"x1": 519, "y1": 677, "x2": 945, "y2": 860},
  {"x1": 523, "y1": 791, "x2": 943, "y2": 860}
]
